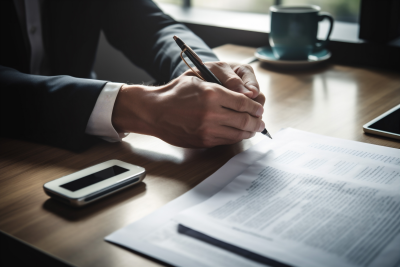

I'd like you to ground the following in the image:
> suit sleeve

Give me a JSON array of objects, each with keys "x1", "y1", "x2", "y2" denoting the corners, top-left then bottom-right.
[
  {"x1": 0, "y1": 65, "x2": 108, "y2": 151},
  {"x1": 100, "y1": 0, "x2": 219, "y2": 83}
]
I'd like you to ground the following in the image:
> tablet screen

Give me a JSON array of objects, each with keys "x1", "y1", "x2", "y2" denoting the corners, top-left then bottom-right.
[{"x1": 369, "y1": 107, "x2": 400, "y2": 134}]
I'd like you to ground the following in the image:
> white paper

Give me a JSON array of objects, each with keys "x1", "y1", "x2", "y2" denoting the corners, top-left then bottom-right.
[
  {"x1": 106, "y1": 133, "x2": 278, "y2": 267},
  {"x1": 259, "y1": 141, "x2": 400, "y2": 188},
  {"x1": 177, "y1": 141, "x2": 400, "y2": 267},
  {"x1": 276, "y1": 128, "x2": 400, "y2": 166},
  {"x1": 106, "y1": 128, "x2": 400, "y2": 267}
]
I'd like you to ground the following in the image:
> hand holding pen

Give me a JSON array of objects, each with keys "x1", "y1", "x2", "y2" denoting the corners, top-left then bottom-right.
[
  {"x1": 173, "y1": 35, "x2": 272, "y2": 139},
  {"x1": 112, "y1": 37, "x2": 268, "y2": 148}
]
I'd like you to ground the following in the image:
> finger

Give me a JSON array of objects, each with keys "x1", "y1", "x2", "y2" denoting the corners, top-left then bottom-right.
[
  {"x1": 213, "y1": 127, "x2": 256, "y2": 144},
  {"x1": 219, "y1": 126, "x2": 256, "y2": 142},
  {"x1": 219, "y1": 89, "x2": 264, "y2": 118},
  {"x1": 195, "y1": 125, "x2": 256, "y2": 147},
  {"x1": 204, "y1": 62, "x2": 254, "y2": 98},
  {"x1": 253, "y1": 92, "x2": 266, "y2": 106},
  {"x1": 231, "y1": 63, "x2": 260, "y2": 99},
  {"x1": 220, "y1": 109, "x2": 265, "y2": 132}
]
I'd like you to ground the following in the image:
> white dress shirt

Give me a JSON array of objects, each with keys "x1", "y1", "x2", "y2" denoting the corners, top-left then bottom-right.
[
  {"x1": 15, "y1": 0, "x2": 126, "y2": 142},
  {"x1": 85, "y1": 82, "x2": 127, "y2": 142}
]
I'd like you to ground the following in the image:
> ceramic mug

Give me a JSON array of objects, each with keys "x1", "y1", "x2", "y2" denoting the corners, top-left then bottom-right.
[{"x1": 269, "y1": 5, "x2": 334, "y2": 60}]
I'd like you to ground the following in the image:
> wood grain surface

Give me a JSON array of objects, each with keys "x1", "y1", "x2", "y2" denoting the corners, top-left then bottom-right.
[{"x1": 1, "y1": 44, "x2": 399, "y2": 267}]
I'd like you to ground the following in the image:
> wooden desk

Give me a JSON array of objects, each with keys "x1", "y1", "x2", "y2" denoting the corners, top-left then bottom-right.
[{"x1": 1, "y1": 45, "x2": 399, "y2": 267}]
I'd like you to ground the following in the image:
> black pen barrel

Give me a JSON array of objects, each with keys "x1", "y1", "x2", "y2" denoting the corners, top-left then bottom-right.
[
  {"x1": 184, "y1": 50, "x2": 222, "y2": 86},
  {"x1": 198, "y1": 65, "x2": 222, "y2": 85}
]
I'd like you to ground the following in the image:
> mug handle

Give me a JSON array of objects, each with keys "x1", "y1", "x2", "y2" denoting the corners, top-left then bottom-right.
[{"x1": 315, "y1": 12, "x2": 334, "y2": 51}]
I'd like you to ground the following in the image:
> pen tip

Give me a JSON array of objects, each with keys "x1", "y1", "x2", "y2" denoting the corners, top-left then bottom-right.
[{"x1": 261, "y1": 129, "x2": 272, "y2": 139}]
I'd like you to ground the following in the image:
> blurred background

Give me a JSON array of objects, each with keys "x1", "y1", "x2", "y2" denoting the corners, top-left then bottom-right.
[
  {"x1": 94, "y1": 0, "x2": 398, "y2": 85},
  {"x1": 155, "y1": 0, "x2": 361, "y2": 22}
]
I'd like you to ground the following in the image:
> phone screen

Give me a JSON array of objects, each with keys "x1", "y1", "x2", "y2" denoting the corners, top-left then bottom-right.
[
  {"x1": 60, "y1": 165, "x2": 129, "y2": 192},
  {"x1": 369, "y1": 107, "x2": 400, "y2": 134}
]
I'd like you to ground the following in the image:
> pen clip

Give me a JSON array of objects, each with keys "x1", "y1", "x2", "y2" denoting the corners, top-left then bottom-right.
[
  {"x1": 184, "y1": 45, "x2": 204, "y2": 64},
  {"x1": 180, "y1": 47, "x2": 205, "y2": 81}
]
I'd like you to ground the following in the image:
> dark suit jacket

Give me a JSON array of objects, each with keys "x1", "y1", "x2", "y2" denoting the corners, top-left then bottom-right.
[{"x1": 0, "y1": 0, "x2": 218, "y2": 151}]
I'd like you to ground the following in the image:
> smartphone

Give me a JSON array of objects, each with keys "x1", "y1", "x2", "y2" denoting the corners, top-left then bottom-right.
[
  {"x1": 363, "y1": 103, "x2": 400, "y2": 140},
  {"x1": 44, "y1": 159, "x2": 146, "y2": 207}
]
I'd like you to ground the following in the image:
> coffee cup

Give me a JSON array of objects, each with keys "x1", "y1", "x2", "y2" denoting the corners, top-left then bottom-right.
[{"x1": 269, "y1": 5, "x2": 334, "y2": 60}]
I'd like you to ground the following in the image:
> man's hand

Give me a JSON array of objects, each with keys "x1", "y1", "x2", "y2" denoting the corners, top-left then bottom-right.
[{"x1": 112, "y1": 62, "x2": 265, "y2": 148}]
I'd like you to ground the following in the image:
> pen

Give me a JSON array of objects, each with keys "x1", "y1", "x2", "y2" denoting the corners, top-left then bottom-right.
[{"x1": 173, "y1": 35, "x2": 272, "y2": 139}]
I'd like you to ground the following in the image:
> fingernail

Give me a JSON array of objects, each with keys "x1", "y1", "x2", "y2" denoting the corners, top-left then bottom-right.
[
  {"x1": 258, "y1": 121, "x2": 265, "y2": 132},
  {"x1": 246, "y1": 85, "x2": 258, "y2": 92},
  {"x1": 256, "y1": 106, "x2": 264, "y2": 117},
  {"x1": 241, "y1": 85, "x2": 251, "y2": 93}
]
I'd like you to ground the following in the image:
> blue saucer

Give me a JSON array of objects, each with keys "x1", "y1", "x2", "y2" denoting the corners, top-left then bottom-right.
[{"x1": 255, "y1": 46, "x2": 331, "y2": 67}]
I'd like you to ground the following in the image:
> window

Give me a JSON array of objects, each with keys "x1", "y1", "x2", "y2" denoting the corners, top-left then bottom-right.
[
  {"x1": 282, "y1": 0, "x2": 360, "y2": 22},
  {"x1": 155, "y1": 0, "x2": 181, "y2": 4},
  {"x1": 154, "y1": 0, "x2": 361, "y2": 23},
  {"x1": 191, "y1": 0, "x2": 274, "y2": 14}
]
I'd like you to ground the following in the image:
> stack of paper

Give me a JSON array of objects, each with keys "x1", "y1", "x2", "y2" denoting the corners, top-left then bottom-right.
[{"x1": 106, "y1": 128, "x2": 400, "y2": 267}]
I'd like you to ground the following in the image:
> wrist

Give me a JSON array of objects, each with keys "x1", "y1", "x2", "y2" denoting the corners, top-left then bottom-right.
[{"x1": 112, "y1": 84, "x2": 159, "y2": 136}]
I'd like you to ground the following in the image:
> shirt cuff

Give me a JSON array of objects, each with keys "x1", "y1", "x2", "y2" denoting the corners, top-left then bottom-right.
[{"x1": 85, "y1": 82, "x2": 128, "y2": 142}]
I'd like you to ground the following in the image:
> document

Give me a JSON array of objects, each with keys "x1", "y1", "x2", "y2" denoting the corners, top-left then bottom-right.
[
  {"x1": 276, "y1": 128, "x2": 400, "y2": 166},
  {"x1": 176, "y1": 140, "x2": 400, "y2": 267},
  {"x1": 256, "y1": 141, "x2": 400, "y2": 187},
  {"x1": 106, "y1": 132, "x2": 277, "y2": 267},
  {"x1": 106, "y1": 128, "x2": 400, "y2": 267}
]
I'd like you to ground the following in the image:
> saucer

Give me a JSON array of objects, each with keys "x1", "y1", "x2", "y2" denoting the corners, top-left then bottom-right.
[{"x1": 255, "y1": 46, "x2": 331, "y2": 67}]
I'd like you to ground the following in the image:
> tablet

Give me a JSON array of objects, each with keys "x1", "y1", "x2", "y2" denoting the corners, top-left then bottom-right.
[{"x1": 363, "y1": 103, "x2": 400, "y2": 140}]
